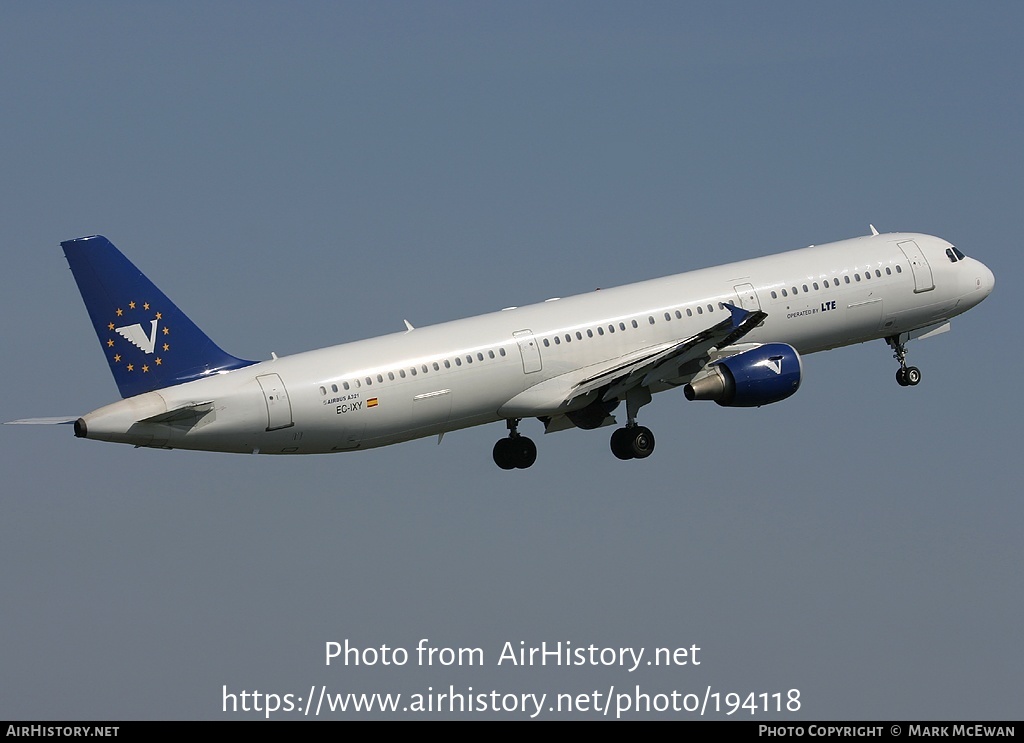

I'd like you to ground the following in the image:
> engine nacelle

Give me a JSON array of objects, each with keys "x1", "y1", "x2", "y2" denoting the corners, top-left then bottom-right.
[{"x1": 683, "y1": 343, "x2": 802, "y2": 407}]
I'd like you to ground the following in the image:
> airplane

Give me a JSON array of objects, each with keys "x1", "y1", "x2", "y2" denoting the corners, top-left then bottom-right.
[{"x1": 7, "y1": 228, "x2": 994, "y2": 469}]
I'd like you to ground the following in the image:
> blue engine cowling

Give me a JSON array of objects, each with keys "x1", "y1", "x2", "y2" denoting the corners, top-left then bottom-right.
[{"x1": 683, "y1": 343, "x2": 802, "y2": 407}]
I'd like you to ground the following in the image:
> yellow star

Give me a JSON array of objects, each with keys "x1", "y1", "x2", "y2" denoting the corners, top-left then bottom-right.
[
  {"x1": 155, "y1": 312, "x2": 162, "y2": 320},
  {"x1": 108, "y1": 322, "x2": 115, "y2": 331},
  {"x1": 116, "y1": 308, "x2": 123, "y2": 316},
  {"x1": 126, "y1": 363, "x2": 134, "y2": 371},
  {"x1": 142, "y1": 365, "x2": 149, "y2": 373},
  {"x1": 155, "y1": 358, "x2": 162, "y2": 365},
  {"x1": 129, "y1": 301, "x2": 136, "y2": 309},
  {"x1": 114, "y1": 354, "x2": 121, "y2": 362},
  {"x1": 107, "y1": 339, "x2": 114, "y2": 347},
  {"x1": 163, "y1": 343, "x2": 169, "y2": 352},
  {"x1": 143, "y1": 303, "x2": 150, "y2": 310},
  {"x1": 163, "y1": 327, "x2": 170, "y2": 335}
]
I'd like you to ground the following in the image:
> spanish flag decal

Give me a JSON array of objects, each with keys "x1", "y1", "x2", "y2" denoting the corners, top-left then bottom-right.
[{"x1": 367, "y1": 398, "x2": 379, "y2": 408}]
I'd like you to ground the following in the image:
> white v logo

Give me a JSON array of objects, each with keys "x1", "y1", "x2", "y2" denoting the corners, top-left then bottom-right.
[{"x1": 115, "y1": 319, "x2": 159, "y2": 354}]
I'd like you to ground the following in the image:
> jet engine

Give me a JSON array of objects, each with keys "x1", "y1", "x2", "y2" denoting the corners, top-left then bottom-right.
[{"x1": 683, "y1": 343, "x2": 802, "y2": 407}]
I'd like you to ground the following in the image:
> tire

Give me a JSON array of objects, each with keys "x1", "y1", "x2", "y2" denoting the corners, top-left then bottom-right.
[
  {"x1": 513, "y1": 437, "x2": 537, "y2": 469},
  {"x1": 492, "y1": 438, "x2": 516, "y2": 470},
  {"x1": 610, "y1": 427, "x2": 635, "y2": 460},
  {"x1": 629, "y1": 426, "x2": 656, "y2": 459},
  {"x1": 905, "y1": 366, "x2": 921, "y2": 386}
]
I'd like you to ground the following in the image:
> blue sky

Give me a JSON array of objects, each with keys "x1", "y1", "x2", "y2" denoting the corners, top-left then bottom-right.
[{"x1": 1, "y1": 2, "x2": 1021, "y2": 719}]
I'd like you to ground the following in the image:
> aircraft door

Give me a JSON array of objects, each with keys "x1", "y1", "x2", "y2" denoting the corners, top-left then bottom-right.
[
  {"x1": 256, "y1": 373, "x2": 294, "y2": 430},
  {"x1": 897, "y1": 240, "x2": 935, "y2": 293},
  {"x1": 733, "y1": 283, "x2": 761, "y2": 311},
  {"x1": 513, "y1": 330, "x2": 542, "y2": 373}
]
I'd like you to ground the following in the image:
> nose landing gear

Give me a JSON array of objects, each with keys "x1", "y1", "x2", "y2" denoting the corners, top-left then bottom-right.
[{"x1": 886, "y1": 335, "x2": 921, "y2": 387}]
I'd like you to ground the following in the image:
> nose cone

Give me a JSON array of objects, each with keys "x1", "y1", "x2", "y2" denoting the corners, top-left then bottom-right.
[{"x1": 979, "y1": 262, "x2": 995, "y2": 298}]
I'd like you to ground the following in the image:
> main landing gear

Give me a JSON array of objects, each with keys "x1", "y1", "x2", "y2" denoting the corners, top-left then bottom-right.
[
  {"x1": 610, "y1": 424, "x2": 655, "y2": 460},
  {"x1": 609, "y1": 385, "x2": 656, "y2": 460},
  {"x1": 492, "y1": 419, "x2": 537, "y2": 470},
  {"x1": 886, "y1": 335, "x2": 921, "y2": 387}
]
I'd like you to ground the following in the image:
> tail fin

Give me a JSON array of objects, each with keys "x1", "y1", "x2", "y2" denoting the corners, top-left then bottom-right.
[{"x1": 62, "y1": 235, "x2": 255, "y2": 399}]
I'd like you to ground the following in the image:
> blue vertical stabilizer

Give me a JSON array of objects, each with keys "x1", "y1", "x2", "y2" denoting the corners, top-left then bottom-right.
[{"x1": 62, "y1": 235, "x2": 255, "y2": 399}]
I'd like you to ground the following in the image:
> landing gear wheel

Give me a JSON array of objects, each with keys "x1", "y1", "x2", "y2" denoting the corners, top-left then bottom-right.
[
  {"x1": 610, "y1": 426, "x2": 656, "y2": 460},
  {"x1": 492, "y1": 438, "x2": 516, "y2": 470},
  {"x1": 904, "y1": 366, "x2": 921, "y2": 386},
  {"x1": 610, "y1": 427, "x2": 635, "y2": 460},
  {"x1": 511, "y1": 436, "x2": 537, "y2": 469},
  {"x1": 896, "y1": 368, "x2": 908, "y2": 387},
  {"x1": 629, "y1": 426, "x2": 656, "y2": 459},
  {"x1": 493, "y1": 435, "x2": 537, "y2": 469}
]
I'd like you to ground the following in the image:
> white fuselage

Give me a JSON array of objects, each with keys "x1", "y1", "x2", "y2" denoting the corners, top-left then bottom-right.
[{"x1": 78, "y1": 233, "x2": 994, "y2": 454}]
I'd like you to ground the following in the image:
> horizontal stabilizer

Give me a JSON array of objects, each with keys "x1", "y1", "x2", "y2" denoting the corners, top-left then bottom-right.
[
  {"x1": 5, "y1": 417, "x2": 78, "y2": 425},
  {"x1": 141, "y1": 401, "x2": 215, "y2": 425}
]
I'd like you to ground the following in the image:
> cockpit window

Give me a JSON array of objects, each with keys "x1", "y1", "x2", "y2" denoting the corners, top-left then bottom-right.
[
  {"x1": 953, "y1": 246, "x2": 966, "y2": 260},
  {"x1": 946, "y1": 248, "x2": 958, "y2": 263}
]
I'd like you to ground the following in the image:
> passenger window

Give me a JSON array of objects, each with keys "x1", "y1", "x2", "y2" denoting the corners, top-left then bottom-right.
[
  {"x1": 896, "y1": 265, "x2": 902, "y2": 273},
  {"x1": 886, "y1": 267, "x2": 892, "y2": 275},
  {"x1": 803, "y1": 284, "x2": 809, "y2": 292},
  {"x1": 649, "y1": 316, "x2": 656, "y2": 324},
  {"x1": 813, "y1": 282, "x2": 819, "y2": 290},
  {"x1": 771, "y1": 291, "x2": 778, "y2": 299},
  {"x1": 454, "y1": 358, "x2": 461, "y2": 367},
  {"x1": 365, "y1": 377, "x2": 372, "y2": 385},
  {"x1": 343, "y1": 382, "x2": 350, "y2": 390},
  {"x1": 320, "y1": 386, "x2": 326, "y2": 395},
  {"x1": 844, "y1": 276, "x2": 851, "y2": 284},
  {"x1": 400, "y1": 369, "x2": 407, "y2": 377},
  {"x1": 675, "y1": 310, "x2": 682, "y2": 319},
  {"x1": 631, "y1": 320, "x2": 638, "y2": 329},
  {"x1": 697, "y1": 306, "x2": 703, "y2": 315},
  {"x1": 388, "y1": 372, "x2": 395, "y2": 380},
  {"x1": 686, "y1": 308, "x2": 693, "y2": 317},
  {"x1": 543, "y1": 339, "x2": 550, "y2": 347},
  {"x1": 332, "y1": 384, "x2": 339, "y2": 393},
  {"x1": 597, "y1": 327, "x2": 604, "y2": 336}
]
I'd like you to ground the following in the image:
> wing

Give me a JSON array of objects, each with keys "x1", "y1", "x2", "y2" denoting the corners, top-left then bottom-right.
[
  {"x1": 498, "y1": 304, "x2": 766, "y2": 419},
  {"x1": 571, "y1": 304, "x2": 766, "y2": 403}
]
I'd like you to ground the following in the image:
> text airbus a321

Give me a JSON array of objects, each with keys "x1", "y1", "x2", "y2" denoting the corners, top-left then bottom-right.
[{"x1": 8, "y1": 228, "x2": 994, "y2": 469}]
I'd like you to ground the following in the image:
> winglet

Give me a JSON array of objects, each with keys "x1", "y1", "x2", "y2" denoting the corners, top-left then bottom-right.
[
  {"x1": 723, "y1": 302, "x2": 748, "y2": 329},
  {"x1": 62, "y1": 236, "x2": 255, "y2": 399}
]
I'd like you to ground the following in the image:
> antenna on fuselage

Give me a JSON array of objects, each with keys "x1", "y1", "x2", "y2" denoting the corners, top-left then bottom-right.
[{"x1": 869, "y1": 224, "x2": 879, "y2": 236}]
